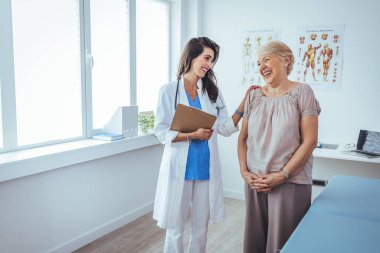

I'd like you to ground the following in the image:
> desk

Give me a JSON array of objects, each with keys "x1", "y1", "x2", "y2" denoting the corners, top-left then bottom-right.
[
  {"x1": 313, "y1": 145, "x2": 380, "y2": 164},
  {"x1": 281, "y1": 175, "x2": 380, "y2": 253}
]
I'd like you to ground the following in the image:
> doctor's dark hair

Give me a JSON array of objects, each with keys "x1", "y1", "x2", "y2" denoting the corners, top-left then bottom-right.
[{"x1": 177, "y1": 37, "x2": 220, "y2": 103}]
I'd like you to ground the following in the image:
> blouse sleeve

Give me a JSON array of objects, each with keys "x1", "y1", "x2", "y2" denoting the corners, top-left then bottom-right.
[
  {"x1": 298, "y1": 84, "x2": 321, "y2": 117},
  {"x1": 243, "y1": 89, "x2": 257, "y2": 119}
]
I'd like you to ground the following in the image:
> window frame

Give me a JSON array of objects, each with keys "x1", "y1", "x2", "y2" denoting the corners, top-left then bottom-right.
[{"x1": 0, "y1": 0, "x2": 18, "y2": 152}]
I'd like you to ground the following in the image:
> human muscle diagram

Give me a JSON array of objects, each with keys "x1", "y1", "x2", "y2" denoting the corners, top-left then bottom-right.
[
  {"x1": 302, "y1": 43, "x2": 322, "y2": 82},
  {"x1": 295, "y1": 25, "x2": 344, "y2": 90}
]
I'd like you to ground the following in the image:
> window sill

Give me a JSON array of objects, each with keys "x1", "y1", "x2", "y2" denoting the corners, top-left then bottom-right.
[{"x1": 0, "y1": 134, "x2": 161, "y2": 183}]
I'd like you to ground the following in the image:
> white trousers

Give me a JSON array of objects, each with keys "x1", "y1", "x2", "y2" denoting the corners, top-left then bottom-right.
[{"x1": 163, "y1": 180, "x2": 210, "y2": 253}]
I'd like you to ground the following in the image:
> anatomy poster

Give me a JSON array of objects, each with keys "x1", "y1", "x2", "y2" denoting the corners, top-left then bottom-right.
[
  {"x1": 295, "y1": 25, "x2": 345, "y2": 90},
  {"x1": 241, "y1": 28, "x2": 281, "y2": 86}
]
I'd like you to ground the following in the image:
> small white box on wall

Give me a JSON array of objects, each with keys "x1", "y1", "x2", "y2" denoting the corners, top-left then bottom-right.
[{"x1": 104, "y1": 106, "x2": 138, "y2": 137}]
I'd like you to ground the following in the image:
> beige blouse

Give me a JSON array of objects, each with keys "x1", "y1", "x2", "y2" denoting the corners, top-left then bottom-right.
[{"x1": 244, "y1": 83, "x2": 321, "y2": 184}]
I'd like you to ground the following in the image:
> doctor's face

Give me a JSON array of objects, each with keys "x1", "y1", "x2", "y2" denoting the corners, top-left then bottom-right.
[{"x1": 190, "y1": 47, "x2": 215, "y2": 79}]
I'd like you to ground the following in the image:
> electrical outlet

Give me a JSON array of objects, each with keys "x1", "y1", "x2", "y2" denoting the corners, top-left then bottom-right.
[{"x1": 312, "y1": 179, "x2": 328, "y2": 187}]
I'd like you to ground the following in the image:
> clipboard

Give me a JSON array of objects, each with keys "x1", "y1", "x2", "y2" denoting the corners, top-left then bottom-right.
[{"x1": 170, "y1": 104, "x2": 217, "y2": 133}]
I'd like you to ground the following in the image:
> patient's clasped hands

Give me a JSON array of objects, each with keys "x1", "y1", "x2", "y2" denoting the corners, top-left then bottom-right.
[{"x1": 242, "y1": 170, "x2": 287, "y2": 193}]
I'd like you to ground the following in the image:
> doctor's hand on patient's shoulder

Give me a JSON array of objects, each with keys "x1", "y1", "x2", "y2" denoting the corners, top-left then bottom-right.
[
  {"x1": 238, "y1": 85, "x2": 260, "y2": 110},
  {"x1": 190, "y1": 128, "x2": 213, "y2": 141},
  {"x1": 236, "y1": 85, "x2": 261, "y2": 118},
  {"x1": 244, "y1": 85, "x2": 261, "y2": 98}
]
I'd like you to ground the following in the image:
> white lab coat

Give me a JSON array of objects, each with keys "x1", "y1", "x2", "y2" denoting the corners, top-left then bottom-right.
[{"x1": 153, "y1": 78, "x2": 238, "y2": 229}]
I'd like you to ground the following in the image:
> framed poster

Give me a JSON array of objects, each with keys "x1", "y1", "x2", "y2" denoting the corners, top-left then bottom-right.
[{"x1": 295, "y1": 25, "x2": 345, "y2": 90}]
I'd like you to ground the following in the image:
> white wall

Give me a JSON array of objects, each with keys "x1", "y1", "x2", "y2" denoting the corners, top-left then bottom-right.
[
  {"x1": 199, "y1": 0, "x2": 380, "y2": 198},
  {"x1": 0, "y1": 145, "x2": 163, "y2": 253}
]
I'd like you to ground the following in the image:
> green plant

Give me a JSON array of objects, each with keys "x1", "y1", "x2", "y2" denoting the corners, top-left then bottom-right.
[{"x1": 138, "y1": 111, "x2": 155, "y2": 133}]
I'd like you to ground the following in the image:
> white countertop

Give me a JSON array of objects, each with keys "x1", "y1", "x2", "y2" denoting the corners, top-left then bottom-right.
[{"x1": 313, "y1": 145, "x2": 380, "y2": 164}]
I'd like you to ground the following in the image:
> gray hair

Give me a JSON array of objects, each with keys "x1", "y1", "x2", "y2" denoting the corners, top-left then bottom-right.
[{"x1": 257, "y1": 40, "x2": 295, "y2": 75}]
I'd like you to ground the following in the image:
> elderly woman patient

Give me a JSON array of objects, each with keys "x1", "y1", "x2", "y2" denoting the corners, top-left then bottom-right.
[{"x1": 238, "y1": 40, "x2": 321, "y2": 253}]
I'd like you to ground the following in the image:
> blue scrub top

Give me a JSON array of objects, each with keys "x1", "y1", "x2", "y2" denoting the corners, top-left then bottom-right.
[{"x1": 184, "y1": 91, "x2": 210, "y2": 180}]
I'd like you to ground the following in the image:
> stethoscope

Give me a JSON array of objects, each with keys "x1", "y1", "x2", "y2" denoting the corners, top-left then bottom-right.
[{"x1": 174, "y1": 78, "x2": 225, "y2": 116}]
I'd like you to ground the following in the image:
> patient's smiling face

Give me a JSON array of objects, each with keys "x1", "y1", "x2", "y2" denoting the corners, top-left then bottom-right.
[{"x1": 257, "y1": 54, "x2": 287, "y2": 87}]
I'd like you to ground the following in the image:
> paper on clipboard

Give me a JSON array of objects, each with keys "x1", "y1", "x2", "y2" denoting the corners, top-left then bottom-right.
[{"x1": 170, "y1": 104, "x2": 217, "y2": 133}]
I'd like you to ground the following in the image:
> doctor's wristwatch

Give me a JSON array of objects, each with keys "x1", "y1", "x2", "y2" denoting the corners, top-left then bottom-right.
[{"x1": 234, "y1": 109, "x2": 244, "y2": 117}]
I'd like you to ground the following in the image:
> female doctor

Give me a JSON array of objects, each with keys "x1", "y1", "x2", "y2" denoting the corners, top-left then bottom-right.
[{"x1": 153, "y1": 37, "x2": 256, "y2": 253}]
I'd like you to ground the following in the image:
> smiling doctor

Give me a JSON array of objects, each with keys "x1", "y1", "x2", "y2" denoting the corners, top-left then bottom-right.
[{"x1": 153, "y1": 37, "x2": 257, "y2": 253}]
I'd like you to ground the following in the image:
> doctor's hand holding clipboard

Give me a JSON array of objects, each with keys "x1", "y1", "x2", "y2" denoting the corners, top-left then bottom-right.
[{"x1": 170, "y1": 103, "x2": 217, "y2": 141}]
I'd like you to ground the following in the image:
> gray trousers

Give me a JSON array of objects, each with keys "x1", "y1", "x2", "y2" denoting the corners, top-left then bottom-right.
[{"x1": 243, "y1": 182, "x2": 312, "y2": 253}]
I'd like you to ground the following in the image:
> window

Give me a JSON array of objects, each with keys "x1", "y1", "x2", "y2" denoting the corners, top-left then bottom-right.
[
  {"x1": 0, "y1": 0, "x2": 172, "y2": 153},
  {"x1": 12, "y1": 0, "x2": 82, "y2": 146},
  {"x1": 136, "y1": 0, "x2": 170, "y2": 112},
  {"x1": 90, "y1": 0, "x2": 130, "y2": 129}
]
